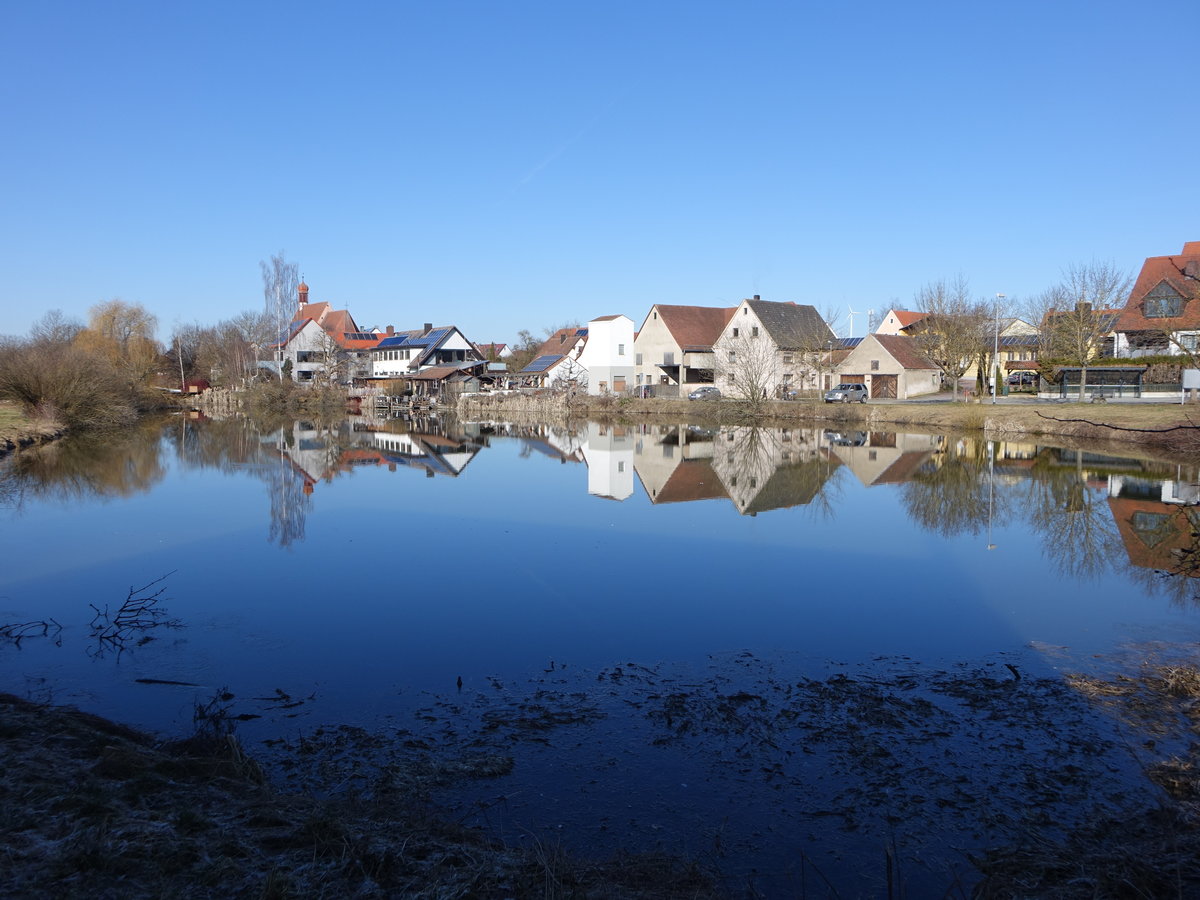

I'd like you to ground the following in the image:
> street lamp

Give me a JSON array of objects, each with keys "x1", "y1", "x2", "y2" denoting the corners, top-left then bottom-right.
[{"x1": 992, "y1": 293, "x2": 1005, "y2": 405}]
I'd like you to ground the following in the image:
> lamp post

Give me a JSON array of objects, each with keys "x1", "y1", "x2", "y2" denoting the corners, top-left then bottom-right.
[{"x1": 992, "y1": 293, "x2": 1005, "y2": 404}]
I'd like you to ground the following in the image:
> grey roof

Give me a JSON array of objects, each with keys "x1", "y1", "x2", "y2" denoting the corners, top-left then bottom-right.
[{"x1": 747, "y1": 300, "x2": 836, "y2": 350}]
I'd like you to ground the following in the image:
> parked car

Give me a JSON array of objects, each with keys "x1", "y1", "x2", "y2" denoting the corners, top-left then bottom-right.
[
  {"x1": 630, "y1": 384, "x2": 655, "y2": 398},
  {"x1": 823, "y1": 429, "x2": 868, "y2": 446},
  {"x1": 823, "y1": 383, "x2": 869, "y2": 403},
  {"x1": 1007, "y1": 371, "x2": 1038, "y2": 387},
  {"x1": 688, "y1": 385, "x2": 721, "y2": 401}
]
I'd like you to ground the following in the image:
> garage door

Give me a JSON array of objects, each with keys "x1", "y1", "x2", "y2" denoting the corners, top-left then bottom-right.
[{"x1": 872, "y1": 375, "x2": 897, "y2": 399}]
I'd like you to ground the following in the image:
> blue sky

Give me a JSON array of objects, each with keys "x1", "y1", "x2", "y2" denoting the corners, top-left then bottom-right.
[{"x1": 2, "y1": 1, "x2": 1196, "y2": 342}]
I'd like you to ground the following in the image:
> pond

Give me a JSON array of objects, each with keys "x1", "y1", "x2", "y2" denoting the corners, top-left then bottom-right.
[{"x1": 2, "y1": 413, "x2": 1198, "y2": 895}]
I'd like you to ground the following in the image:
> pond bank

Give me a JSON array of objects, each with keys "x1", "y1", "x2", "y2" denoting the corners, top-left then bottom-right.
[{"x1": 0, "y1": 403, "x2": 63, "y2": 457}]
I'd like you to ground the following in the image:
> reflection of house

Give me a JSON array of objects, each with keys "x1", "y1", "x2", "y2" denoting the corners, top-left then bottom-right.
[
  {"x1": 835, "y1": 334, "x2": 940, "y2": 399},
  {"x1": 366, "y1": 428, "x2": 483, "y2": 477},
  {"x1": 710, "y1": 426, "x2": 840, "y2": 515},
  {"x1": 1115, "y1": 241, "x2": 1200, "y2": 357},
  {"x1": 581, "y1": 422, "x2": 635, "y2": 500},
  {"x1": 824, "y1": 431, "x2": 942, "y2": 486},
  {"x1": 633, "y1": 304, "x2": 737, "y2": 397},
  {"x1": 632, "y1": 425, "x2": 726, "y2": 504},
  {"x1": 1108, "y1": 489, "x2": 1199, "y2": 577},
  {"x1": 713, "y1": 297, "x2": 836, "y2": 398},
  {"x1": 270, "y1": 282, "x2": 381, "y2": 383}
]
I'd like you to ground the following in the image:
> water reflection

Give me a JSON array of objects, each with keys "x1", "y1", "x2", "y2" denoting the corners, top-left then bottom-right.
[{"x1": 3, "y1": 414, "x2": 1198, "y2": 599}]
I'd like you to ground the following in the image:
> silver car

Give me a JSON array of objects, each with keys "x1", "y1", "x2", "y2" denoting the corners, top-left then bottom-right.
[{"x1": 823, "y1": 383, "x2": 869, "y2": 403}]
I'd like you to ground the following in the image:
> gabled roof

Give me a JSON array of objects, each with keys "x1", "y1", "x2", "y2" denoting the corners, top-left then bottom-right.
[
  {"x1": 885, "y1": 309, "x2": 929, "y2": 329},
  {"x1": 746, "y1": 300, "x2": 836, "y2": 349},
  {"x1": 651, "y1": 304, "x2": 738, "y2": 351},
  {"x1": 1115, "y1": 241, "x2": 1200, "y2": 332},
  {"x1": 520, "y1": 354, "x2": 566, "y2": 374},
  {"x1": 535, "y1": 327, "x2": 588, "y2": 359},
  {"x1": 849, "y1": 334, "x2": 939, "y2": 370}
]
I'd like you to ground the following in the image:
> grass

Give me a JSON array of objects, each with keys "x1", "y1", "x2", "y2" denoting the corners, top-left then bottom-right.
[{"x1": 0, "y1": 400, "x2": 62, "y2": 452}]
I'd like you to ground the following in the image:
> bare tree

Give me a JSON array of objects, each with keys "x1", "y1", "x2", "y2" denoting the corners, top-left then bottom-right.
[
  {"x1": 1038, "y1": 261, "x2": 1133, "y2": 400},
  {"x1": 261, "y1": 251, "x2": 300, "y2": 382},
  {"x1": 720, "y1": 331, "x2": 778, "y2": 406},
  {"x1": 910, "y1": 276, "x2": 984, "y2": 400},
  {"x1": 76, "y1": 299, "x2": 161, "y2": 390}
]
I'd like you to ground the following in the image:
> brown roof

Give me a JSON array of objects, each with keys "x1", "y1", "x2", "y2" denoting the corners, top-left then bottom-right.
[
  {"x1": 746, "y1": 300, "x2": 836, "y2": 350},
  {"x1": 1115, "y1": 241, "x2": 1200, "y2": 332},
  {"x1": 870, "y1": 335, "x2": 939, "y2": 370},
  {"x1": 652, "y1": 304, "x2": 738, "y2": 351},
  {"x1": 1109, "y1": 496, "x2": 1199, "y2": 574},
  {"x1": 590, "y1": 314, "x2": 624, "y2": 322},
  {"x1": 647, "y1": 459, "x2": 729, "y2": 504},
  {"x1": 889, "y1": 309, "x2": 929, "y2": 329},
  {"x1": 535, "y1": 327, "x2": 587, "y2": 358}
]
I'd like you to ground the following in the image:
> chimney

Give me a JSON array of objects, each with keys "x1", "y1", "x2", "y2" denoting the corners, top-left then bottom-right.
[
  {"x1": 423, "y1": 322, "x2": 433, "y2": 334},
  {"x1": 386, "y1": 325, "x2": 394, "y2": 335},
  {"x1": 298, "y1": 281, "x2": 309, "y2": 308},
  {"x1": 753, "y1": 294, "x2": 760, "y2": 301}
]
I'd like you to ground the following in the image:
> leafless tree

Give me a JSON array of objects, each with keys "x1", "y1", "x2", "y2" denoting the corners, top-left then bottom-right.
[
  {"x1": 720, "y1": 331, "x2": 779, "y2": 406},
  {"x1": 1037, "y1": 261, "x2": 1133, "y2": 400},
  {"x1": 910, "y1": 276, "x2": 985, "y2": 400},
  {"x1": 261, "y1": 251, "x2": 300, "y2": 382}
]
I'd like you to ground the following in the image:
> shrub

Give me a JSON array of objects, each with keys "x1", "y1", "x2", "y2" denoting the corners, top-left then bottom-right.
[{"x1": 0, "y1": 338, "x2": 139, "y2": 431}]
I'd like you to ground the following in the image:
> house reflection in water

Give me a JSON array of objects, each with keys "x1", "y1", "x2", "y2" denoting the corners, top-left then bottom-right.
[
  {"x1": 1107, "y1": 473, "x2": 1200, "y2": 580},
  {"x1": 823, "y1": 430, "x2": 944, "y2": 487},
  {"x1": 582, "y1": 422, "x2": 635, "y2": 501}
]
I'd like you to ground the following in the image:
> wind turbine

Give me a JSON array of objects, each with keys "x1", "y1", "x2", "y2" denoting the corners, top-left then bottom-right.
[{"x1": 847, "y1": 306, "x2": 861, "y2": 338}]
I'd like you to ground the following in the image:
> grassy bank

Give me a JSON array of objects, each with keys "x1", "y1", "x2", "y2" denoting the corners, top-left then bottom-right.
[
  {"x1": 0, "y1": 401, "x2": 63, "y2": 456},
  {"x1": 458, "y1": 393, "x2": 1200, "y2": 458}
]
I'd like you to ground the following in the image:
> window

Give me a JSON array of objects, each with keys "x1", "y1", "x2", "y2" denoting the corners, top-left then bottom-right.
[
  {"x1": 751, "y1": 326, "x2": 759, "y2": 337},
  {"x1": 870, "y1": 360, "x2": 879, "y2": 371},
  {"x1": 782, "y1": 353, "x2": 792, "y2": 363},
  {"x1": 733, "y1": 327, "x2": 740, "y2": 337},
  {"x1": 617, "y1": 461, "x2": 625, "y2": 472},
  {"x1": 635, "y1": 352, "x2": 642, "y2": 365},
  {"x1": 618, "y1": 343, "x2": 625, "y2": 355},
  {"x1": 1144, "y1": 281, "x2": 1185, "y2": 318},
  {"x1": 782, "y1": 373, "x2": 792, "y2": 383},
  {"x1": 1182, "y1": 333, "x2": 1199, "y2": 351},
  {"x1": 729, "y1": 351, "x2": 737, "y2": 362},
  {"x1": 663, "y1": 351, "x2": 674, "y2": 365}
]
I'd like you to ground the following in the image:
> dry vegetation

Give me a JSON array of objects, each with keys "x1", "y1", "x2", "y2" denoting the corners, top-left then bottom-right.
[{"x1": 0, "y1": 692, "x2": 718, "y2": 900}]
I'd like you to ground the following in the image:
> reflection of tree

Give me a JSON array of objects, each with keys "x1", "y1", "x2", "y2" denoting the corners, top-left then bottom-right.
[
  {"x1": 900, "y1": 443, "x2": 999, "y2": 537},
  {"x1": 1025, "y1": 454, "x2": 1122, "y2": 580},
  {"x1": 266, "y1": 454, "x2": 311, "y2": 548},
  {"x1": 1, "y1": 420, "x2": 166, "y2": 506}
]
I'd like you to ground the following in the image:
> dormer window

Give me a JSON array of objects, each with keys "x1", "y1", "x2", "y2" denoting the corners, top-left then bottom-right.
[{"x1": 1144, "y1": 281, "x2": 1185, "y2": 318}]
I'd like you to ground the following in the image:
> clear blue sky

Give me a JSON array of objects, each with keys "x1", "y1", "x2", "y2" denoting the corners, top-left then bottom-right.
[{"x1": 2, "y1": 1, "x2": 1196, "y2": 342}]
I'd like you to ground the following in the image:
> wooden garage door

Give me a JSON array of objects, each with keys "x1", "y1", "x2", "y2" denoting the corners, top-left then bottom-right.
[
  {"x1": 872, "y1": 375, "x2": 897, "y2": 399},
  {"x1": 842, "y1": 374, "x2": 865, "y2": 385}
]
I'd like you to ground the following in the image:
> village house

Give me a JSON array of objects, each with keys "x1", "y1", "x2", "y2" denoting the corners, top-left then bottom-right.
[
  {"x1": 713, "y1": 296, "x2": 836, "y2": 399},
  {"x1": 1114, "y1": 241, "x2": 1200, "y2": 358},
  {"x1": 269, "y1": 282, "x2": 381, "y2": 384},
  {"x1": 835, "y1": 334, "x2": 940, "y2": 399},
  {"x1": 576, "y1": 315, "x2": 635, "y2": 394},
  {"x1": 370, "y1": 324, "x2": 487, "y2": 400},
  {"x1": 517, "y1": 326, "x2": 589, "y2": 389},
  {"x1": 632, "y1": 304, "x2": 737, "y2": 397}
]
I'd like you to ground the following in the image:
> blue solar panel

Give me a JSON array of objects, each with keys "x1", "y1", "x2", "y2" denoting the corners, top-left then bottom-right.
[{"x1": 522, "y1": 354, "x2": 562, "y2": 373}]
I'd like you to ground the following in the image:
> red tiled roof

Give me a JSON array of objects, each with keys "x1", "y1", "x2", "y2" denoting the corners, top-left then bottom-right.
[
  {"x1": 591, "y1": 314, "x2": 624, "y2": 322},
  {"x1": 535, "y1": 328, "x2": 586, "y2": 358},
  {"x1": 888, "y1": 310, "x2": 928, "y2": 329},
  {"x1": 650, "y1": 459, "x2": 729, "y2": 504},
  {"x1": 871, "y1": 335, "x2": 939, "y2": 370},
  {"x1": 1115, "y1": 241, "x2": 1200, "y2": 332},
  {"x1": 653, "y1": 305, "x2": 738, "y2": 351}
]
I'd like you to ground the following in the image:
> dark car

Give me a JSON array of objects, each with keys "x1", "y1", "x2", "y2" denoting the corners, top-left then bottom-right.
[
  {"x1": 823, "y1": 383, "x2": 869, "y2": 403},
  {"x1": 688, "y1": 385, "x2": 721, "y2": 401},
  {"x1": 1007, "y1": 371, "x2": 1038, "y2": 387}
]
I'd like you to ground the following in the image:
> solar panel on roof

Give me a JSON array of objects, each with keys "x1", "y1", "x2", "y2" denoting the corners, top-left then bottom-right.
[{"x1": 522, "y1": 355, "x2": 562, "y2": 373}]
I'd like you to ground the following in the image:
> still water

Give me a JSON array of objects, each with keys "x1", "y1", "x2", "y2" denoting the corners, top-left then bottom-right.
[{"x1": 2, "y1": 414, "x2": 1198, "y2": 893}]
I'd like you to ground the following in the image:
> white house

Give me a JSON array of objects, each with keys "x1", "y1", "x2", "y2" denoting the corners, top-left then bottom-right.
[
  {"x1": 371, "y1": 324, "x2": 483, "y2": 379},
  {"x1": 834, "y1": 334, "x2": 940, "y2": 399},
  {"x1": 581, "y1": 422, "x2": 635, "y2": 500},
  {"x1": 577, "y1": 314, "x2": 635, "y2": 395},
  {"x1": 632, "y1": 304, "x2": 736, "y2": 397}
]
